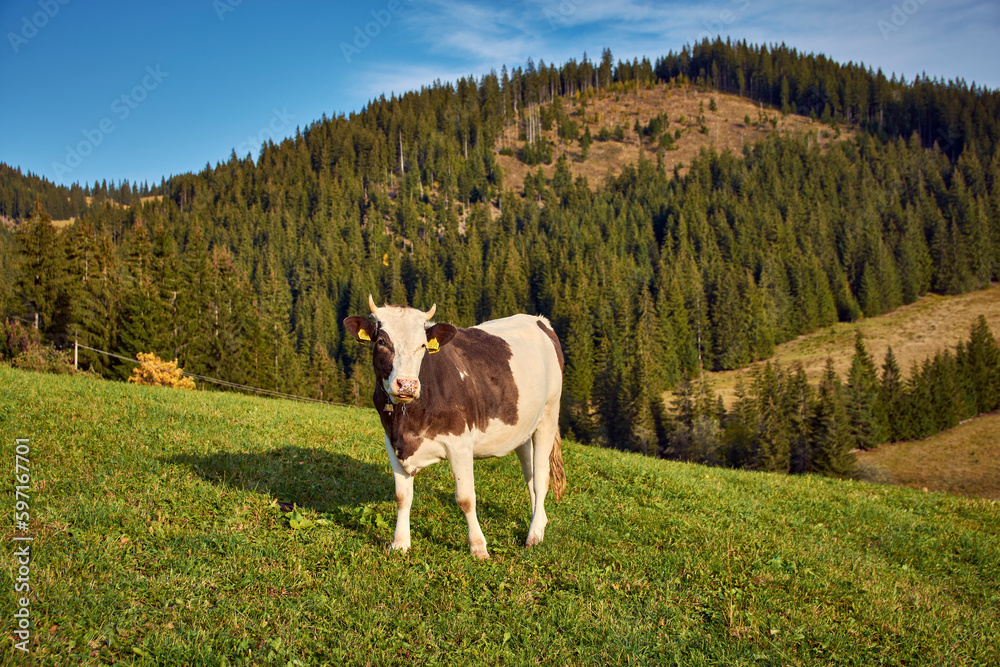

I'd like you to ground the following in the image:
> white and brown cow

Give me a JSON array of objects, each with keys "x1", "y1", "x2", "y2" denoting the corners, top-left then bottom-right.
[{"x1": 344, "y1": 295, "x2": 565, "y2": 559}]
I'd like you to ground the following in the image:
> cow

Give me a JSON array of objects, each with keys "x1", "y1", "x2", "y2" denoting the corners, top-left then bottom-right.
[{"x1": 344, "y1": 295, "x2": 565, "y2": 559}]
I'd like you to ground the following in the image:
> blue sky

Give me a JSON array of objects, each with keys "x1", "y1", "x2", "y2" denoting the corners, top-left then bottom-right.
[{"x1": 1, "y1": 0, "x2": 997, "y2": 189}]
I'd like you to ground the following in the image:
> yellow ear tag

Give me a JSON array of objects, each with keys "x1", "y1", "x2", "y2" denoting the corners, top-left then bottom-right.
[
  {"x1": 427, "y1": 338, "x2": 440, "y2": 354},
  {"x1": 358, "y1": 330, "x2": 371, "y2": 342}
]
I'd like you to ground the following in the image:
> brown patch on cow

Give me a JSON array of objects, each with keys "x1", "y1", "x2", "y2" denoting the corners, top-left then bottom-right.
[
  {"x1": 375, "y1": 326, "x2": 520, "y2": 462},
  {"x1": 536, "y1": 320, "x2": 564, "y2": 371},
  {"x1": 395, "y1": 493, "x2": 406, "y2": 509},
  {"x1": 371, "y1": 328, "x2": 395, "y2": 383},
  {"x1": 457, "y1": 497, "x2": 473, "y2": 514}
]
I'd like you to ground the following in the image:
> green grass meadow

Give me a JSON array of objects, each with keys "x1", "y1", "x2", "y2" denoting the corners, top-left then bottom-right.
[{"x1": 2, "y1": 365, "x2": 999, "y2": 665}]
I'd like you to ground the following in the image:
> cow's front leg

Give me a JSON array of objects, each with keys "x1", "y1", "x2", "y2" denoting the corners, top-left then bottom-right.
[
  {"x1": 384, "y1": 437, "x2": 413, "y2": 552},
  {"x1": 450, "y1": 453, "x2": 489, "y2": 559}
]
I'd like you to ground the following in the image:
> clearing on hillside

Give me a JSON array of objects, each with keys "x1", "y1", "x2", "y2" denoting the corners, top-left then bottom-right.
[{"x1": 495, "y1": 83, "x2": 849, "y2": 193}]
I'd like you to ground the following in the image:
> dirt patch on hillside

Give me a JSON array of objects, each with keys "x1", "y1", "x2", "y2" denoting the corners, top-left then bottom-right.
[{"x1": 495, "y1": 83, "x2": 849, "y2": 192}]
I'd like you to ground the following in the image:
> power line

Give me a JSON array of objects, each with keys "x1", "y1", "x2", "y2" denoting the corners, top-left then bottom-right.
[{"x1": 74, "y1": 343, "x2": 359, "y2": 409}]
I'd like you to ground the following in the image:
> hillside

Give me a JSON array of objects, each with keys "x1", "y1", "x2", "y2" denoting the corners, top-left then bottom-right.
[
  {"x1": 696, "y1": 284, "x2": 1000, "y2": 408},
  {"x1": 2, "y1": 365, "x2": 998, "y2": 665},
  {"x1": 856, "y1": 412, "x2": 1000, "y2": 500},
  {"x1": 496, "y1": 83, "x2": 848, "y2": 192}
]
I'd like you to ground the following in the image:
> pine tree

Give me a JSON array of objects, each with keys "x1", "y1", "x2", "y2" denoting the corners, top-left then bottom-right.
[
  {"x1": 14, "y1": 204, "x2": 70, "y2": 342},
  {"x1": 176, "y1": 226, "x2": 215, "y2": 375},
  {"x1": 786, "y1": 365, "x2": 813, "y2": 473},
  {"x1": 845, "y1": 331, "x2": 885, "y2": 450},
  {"x1": 926, "y1": 351, "x2": 963, "y2": 432},
  {"x1": 255, "y1": 263, "x2": 302, "y2": 394},
  {"x1": 593, "y1": 334, "x2": 631, "y2": 450},
  {"x1": 630, "y1": 284, "x2": 665, "y2": 455},
  {"x1": 562, "y1": 298, "x2": 596, "y2": 442},
  {"x1": 962, "y1": 316, "x2": 1000, "y2": 413},
  {"x1": 711, "y1": 269, "x2": 749, "y2": 370},
  {"x1": 580, "y1": 126, "x2": 593, "y2": 161},
  {"x1": 76, "y1": 235, "x2": 121, "y2": 377},
  {"x1": 119, "y1": 220, "x2": 171, "y2": 366},
  {"x1": 901, "y1": 360, "x2": 934, "y2": 441},
  {"x1": 879, "y1": 346, "x2": 905, "y2": 442},
  {"x1": 751, "y1": 362, "x2": 791, "y2": 472},
  {"x1": 810, "y1": 358, "x2": 854, "y2": 477}
]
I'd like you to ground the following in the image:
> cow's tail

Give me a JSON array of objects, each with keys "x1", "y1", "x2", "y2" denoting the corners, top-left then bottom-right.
[{"x1": 549, "y1": 430, "x2": 565, "y2": 502}]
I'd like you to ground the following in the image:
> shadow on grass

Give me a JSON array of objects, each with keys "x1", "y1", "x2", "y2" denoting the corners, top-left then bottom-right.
[
  {"x1": 165, "y1": 445, "x2": 392, "y2": 514},
  {"x1": 167, "y1": 446, "x2": 531, "y2": 553}
]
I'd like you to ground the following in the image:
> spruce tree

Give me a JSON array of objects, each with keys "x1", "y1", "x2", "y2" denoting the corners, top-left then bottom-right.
[
  {"x1": 845, "y1": 331, "x2": 885, "y2": 450},
  {"x1": 751, "y1": 362, "x2": 791, "y2": 472},
  {"x1": 963, "y1": 316, "x2": 1000, "y2": 413},
  {"x1": 786, "y1": 365, "x2": 814, "y2": 473},
  {"x1": 630, "y1": 284, "x2": 665, "y2": 455},
  {"x1": 14, "y1": 204, "x2": 70, "y2": 342},
  {"x1": 879, "y1": 346, "x2": 905, "y2": 442},
  {"x1": 811, "y1": 358, "x2": 854, "y2": 477}
]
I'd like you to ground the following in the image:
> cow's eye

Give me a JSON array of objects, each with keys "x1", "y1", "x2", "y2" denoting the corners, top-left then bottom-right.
[{"x1": 376, "y1": 339, "x2": 388, "y2": 349}]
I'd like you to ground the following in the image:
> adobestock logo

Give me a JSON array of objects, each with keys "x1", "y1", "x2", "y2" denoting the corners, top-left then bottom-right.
[
  {"x1": 7, "y1": 0, "x2": 71, "y2": 54},
  {"x1": 693, "y1": 0, "x2": 751, "y2": 44},
  {"x1": 212, "y1": 0, "x2": 243, "y2": 22},
  {"x1": 235, "y1": 108, "x2": 297, "y2": 158},
  {"x1": 50, "y1": 65, "x2": 169, "y2": 180},
  {"x1": 877, "y1": 0, "x2": 932, "y2": 40},
  {"x1": 340, "y1": 0, "x2": 412, "y2": 63}
]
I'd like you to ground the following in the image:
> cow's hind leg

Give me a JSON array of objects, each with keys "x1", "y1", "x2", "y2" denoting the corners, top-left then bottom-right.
[
  {"x1": 526, "y1": 404, "x2": 559, "y2": 547},
  {"x1": 450, "y1": 453, "x2": 489, "y2": 560},
  {"x1": 384, "y1": 437, "x2": 413, "y2": 552},
  {"x1": 515, "y1": 440, "x2": 536, "y2": 512}
]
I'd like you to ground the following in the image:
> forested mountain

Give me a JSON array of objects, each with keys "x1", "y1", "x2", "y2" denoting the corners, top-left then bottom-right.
[
  {"x1": 3, "y1": 39, "x2": 999, "y2": 473},
  {"x1": 0, "y1": 163, "x2": 87, "y2": 222},
  {"x1": 0, "y1": 163, "x2": 159, "y2": 222}
]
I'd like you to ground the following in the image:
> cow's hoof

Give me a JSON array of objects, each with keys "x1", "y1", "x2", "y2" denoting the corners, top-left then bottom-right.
[
  {"x1": 525, "y1": 532, "x2": 544, "y2": 548},
  {"x1": 389, "y1": 540, "x2": 410, "y2": 553},
  {"x1": 470, "y1": 543, "x2": 490, "y2": 560}
]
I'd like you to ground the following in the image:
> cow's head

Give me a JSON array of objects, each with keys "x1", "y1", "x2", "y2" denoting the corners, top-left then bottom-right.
[{"x1": 344, "y1": 295, "x2": 458, "y2": 404}]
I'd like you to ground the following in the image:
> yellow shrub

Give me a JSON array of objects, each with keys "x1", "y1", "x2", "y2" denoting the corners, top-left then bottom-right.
[{"x1": 128, "y1": 353, "x2": 196, "y2": 390}]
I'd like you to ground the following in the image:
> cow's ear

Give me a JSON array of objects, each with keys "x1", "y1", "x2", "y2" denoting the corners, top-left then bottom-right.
[
  {"x1": 344, "y1": 316, "x2": 376, "y2": 343},
  {"x1": 425, "y1": 322, "x2": 457, "y2": 353}
]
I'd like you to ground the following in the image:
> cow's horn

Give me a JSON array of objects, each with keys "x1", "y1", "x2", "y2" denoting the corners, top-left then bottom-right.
[
  {"x1": 368, "y1": 294, "x2": 378, "y2": 314},
  {"x1": 424, "y1": 303, "x2": 437, "y2": 321}
]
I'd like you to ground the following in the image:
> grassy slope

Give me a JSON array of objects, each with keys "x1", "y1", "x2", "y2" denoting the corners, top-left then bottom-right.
[
  {"x1": 701, "y1": 284, "x2": 1000, "y2": 409},
  {"x1": 2, "y1": 366, "x2": 998, "y2": 666},
  {"x1": 857, "y1": 413, "x2": 1000, "y2": 500}
]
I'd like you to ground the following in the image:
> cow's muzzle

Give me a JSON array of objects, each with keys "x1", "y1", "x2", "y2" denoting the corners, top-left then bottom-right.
[{"x1": 391, "y1": 377, "x2": 420, "y2": 403}]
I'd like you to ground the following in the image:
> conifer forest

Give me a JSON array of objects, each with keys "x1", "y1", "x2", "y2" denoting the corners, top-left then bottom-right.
[{"x1": 3, "y1": 40, "x2": 1000, "y2": 475}]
